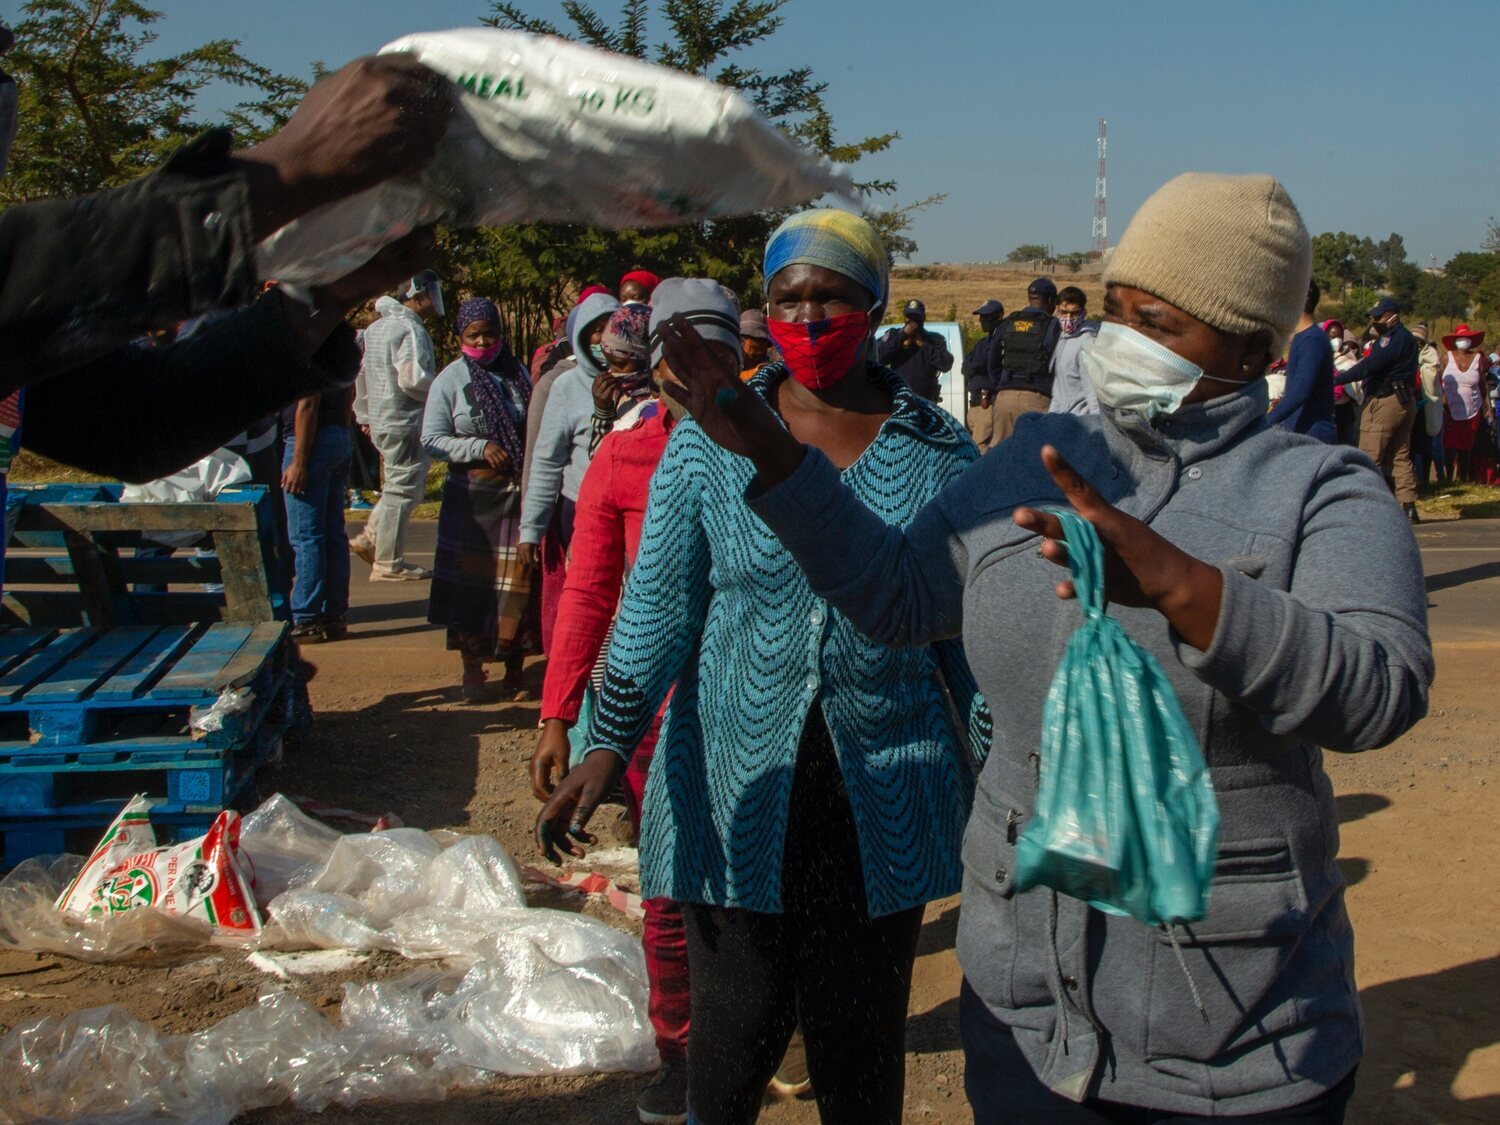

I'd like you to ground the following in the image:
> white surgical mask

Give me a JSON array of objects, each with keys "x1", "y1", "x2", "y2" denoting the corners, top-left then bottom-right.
[
  {"x1": 1456, "y1": 338, "x2": 1473, "y2": 352},
  {"x1": 1083, "y1": 323, "x2": 1252, "y2": 421}
]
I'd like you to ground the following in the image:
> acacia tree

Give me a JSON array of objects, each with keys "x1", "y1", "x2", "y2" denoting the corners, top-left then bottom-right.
[
  {"x1": 453, "y1": 0, "x2": 932, "y2": 352},
  {"x1": 1, "y1": 0, "x2": 304, "y2": 204}
]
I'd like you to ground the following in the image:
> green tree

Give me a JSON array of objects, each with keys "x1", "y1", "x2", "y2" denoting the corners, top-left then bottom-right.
[
  {"x1": 1443, "y1": 251, "x2": 1500, "y2": 293},
  {"x1": 1411, "y1": 272, "x2": 1468, "y2": 322},
  {"x1": 1006, "y1": 243, "x2": 1049, "y2": 263},
  {"x1": 2, "y1": 0, "x2": 305, "y2": 204},
  {"x1": 475, "y1": 0, "x2": 929, "y2": 351}
]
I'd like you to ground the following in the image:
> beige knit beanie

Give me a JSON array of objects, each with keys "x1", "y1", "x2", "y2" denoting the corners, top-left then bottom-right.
[{"x1": 1104, "y1": 173, "x2": 1312, "y2": 353}]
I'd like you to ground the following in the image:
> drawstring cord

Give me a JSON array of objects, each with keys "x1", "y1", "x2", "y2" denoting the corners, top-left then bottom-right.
[
  {"x1": 1048, "y1": 891, "x2": 1070, "y2": 1054},
  {"x1": 1165, "y1": 924, "x2": 1210, "y2": 1024}
]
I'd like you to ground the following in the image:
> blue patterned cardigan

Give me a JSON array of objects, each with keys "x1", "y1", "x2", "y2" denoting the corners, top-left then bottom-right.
[{"x1": 585, "y1": 364, "x2": 991, "y2": 918}]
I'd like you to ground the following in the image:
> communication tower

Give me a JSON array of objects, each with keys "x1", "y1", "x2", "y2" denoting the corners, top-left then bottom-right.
[{"x1": 1091, "y1": 119, "x2": 1108, "y2": 256}]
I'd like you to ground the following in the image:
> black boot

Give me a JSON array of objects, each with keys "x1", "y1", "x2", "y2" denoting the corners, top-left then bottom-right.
[{"x1": 1404, "y1": 502, "x2": 1420, "y2": 524}]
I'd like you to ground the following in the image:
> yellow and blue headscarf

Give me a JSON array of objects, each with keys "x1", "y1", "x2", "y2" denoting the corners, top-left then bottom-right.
[{"x1": 763, "y1": 209, "x2": 889, "y2": 308}]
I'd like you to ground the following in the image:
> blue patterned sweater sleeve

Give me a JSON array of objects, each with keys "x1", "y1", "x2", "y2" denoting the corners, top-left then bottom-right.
[{"x1": 584, "y1": 423, "x2": 712, "y2": 761}]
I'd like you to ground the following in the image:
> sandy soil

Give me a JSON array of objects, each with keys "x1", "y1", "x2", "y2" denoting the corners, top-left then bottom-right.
[{"x1": 1, "y1": 519, "x2": 1496, "y2": 1124}]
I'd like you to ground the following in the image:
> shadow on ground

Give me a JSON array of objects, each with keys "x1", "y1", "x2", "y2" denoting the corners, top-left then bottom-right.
[
  {"x1": 1353, "y1": 955, "x2": 1500, "y2": 1124},
  {"x1": 273, "y1": 687, "x2": 528, "y2": 830}
]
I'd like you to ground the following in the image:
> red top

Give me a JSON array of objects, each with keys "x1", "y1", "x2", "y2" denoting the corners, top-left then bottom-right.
[{"x1": 540, "y1": 406, "x2": 672, "y2": 723}]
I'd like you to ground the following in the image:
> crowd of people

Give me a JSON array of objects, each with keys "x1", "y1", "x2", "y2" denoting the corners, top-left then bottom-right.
[{"x1": 0, "y1": 47, "x2": 1450, "y2": 1125}]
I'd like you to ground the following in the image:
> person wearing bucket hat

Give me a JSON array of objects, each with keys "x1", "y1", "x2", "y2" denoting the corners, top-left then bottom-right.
[
  {"x1": 1335, "y1": 296, "x2": 1421, "y2": 519},
  {"x1": 537, "y1": 211, "x2": 989, "y2": 1124},
  {"x1": 1438, "y1": 323, "x2": 1494, "y2": 482},
  {"x1": 658, "y1": 172, "x2": 1432, "y2": 1122}
]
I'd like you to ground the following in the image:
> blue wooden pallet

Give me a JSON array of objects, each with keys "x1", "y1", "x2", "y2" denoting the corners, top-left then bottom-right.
[
  {"x1": 1, "y1": 807, "x2": 239, "y2": 872},
  {"x1": 0, "y1": 684, "x2": 290, "y2": 819},
  {"x1": 0, "y1": 622, "x2": 288, "y2": 751}
]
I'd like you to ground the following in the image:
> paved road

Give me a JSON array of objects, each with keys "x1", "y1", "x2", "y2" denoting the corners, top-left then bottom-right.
[{"x1": 345, "y1": 518, "x2": 1499, "y2": 643}]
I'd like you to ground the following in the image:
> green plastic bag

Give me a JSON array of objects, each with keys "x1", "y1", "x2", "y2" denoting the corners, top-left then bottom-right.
[{"x1": 1012, "y1": 511, "x2": 1219, "y2": 925}]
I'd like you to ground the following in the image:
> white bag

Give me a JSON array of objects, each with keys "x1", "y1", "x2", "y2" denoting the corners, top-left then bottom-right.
[{"x1": 258, "y1": 29, "x2": 856, "y2": 285}]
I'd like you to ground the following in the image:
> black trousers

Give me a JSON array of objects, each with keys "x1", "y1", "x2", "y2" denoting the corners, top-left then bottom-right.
[
  {"x1": 960, "y1": 980, "x2": 1358, "y2": 1124},
  {"x1": 683, "y1": 717, "x2": 924, "y2": 1124}
]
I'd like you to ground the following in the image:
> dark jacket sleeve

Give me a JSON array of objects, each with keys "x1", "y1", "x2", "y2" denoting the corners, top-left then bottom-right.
[
  {"x1": 963, "y1": 337, "x2": 994, "y2": 394},
  {"x1": 22, "y1": 294, "x2": 359, "y2": 483},
  {"x1": 1335, "y1": 330, "x2": 1413, "y2": 388},
  {"x1": 927, "y1": 333, "x2": 954, "y2": 373},
  {"x1": 874, "y1": 329, "x2": 902, "y2": 367},
  {"x1": 986, "y1": 321, "x2": 1007, "y2": 381},
  {"x1": 1268, "y1": 332, "x2": 1322, "y2": 427},
  {"x1": 0, "y1": 130, "x2": 262, "y2": 394}
]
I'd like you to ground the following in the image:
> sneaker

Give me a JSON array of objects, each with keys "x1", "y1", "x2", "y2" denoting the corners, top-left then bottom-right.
[
  {"x1": 323, "y1": 617, "x2": 349, "y2": 641},
  {"x1": 349, "y1": 533, "x2": 376, "y2": 565},
  {"x1": 349, "y1": 493, "x2": 374, "y2": 511},
  {"x1": 370, "y1": 564, "x2": 432, "y2": 582},
  {"x1": 289, "y1": 621, "x2": 328, "y2": 644},
  {"x1": 637, "y1": 1059, "x2": 688, "y2": 1125},
  {"x1": 769, "y1": 1030, "x2": 812, "y2": 1099},
  {"x1": 1404, "y1": 503, "x2": 1420, "y2": 525}
]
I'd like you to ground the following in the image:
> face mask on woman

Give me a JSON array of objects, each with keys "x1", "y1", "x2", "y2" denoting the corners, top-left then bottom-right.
[
  {"x1": 1082, "y1": 322, "x2": 1255, "y2": 421},
  {"x1": 1456, "y1": 338, "x2": 1473, "y2": 352},
  {"x1": 766, "y1": 312, "x2": 871, "y2": 390},
  {"x1": 461, "y1": 341, "x2": 506, "y2": 366}
]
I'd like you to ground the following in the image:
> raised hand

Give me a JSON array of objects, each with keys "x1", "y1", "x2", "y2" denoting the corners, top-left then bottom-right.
[
  {"x1": 1013, "y1": 445, "x2": 1224, "y2": 650},
  {"x1": 242, "y1": 54, "x2": 453, "y2": 238},
  {"x1": 657, "y1": 314, "x2": 804, "y2": 483}
]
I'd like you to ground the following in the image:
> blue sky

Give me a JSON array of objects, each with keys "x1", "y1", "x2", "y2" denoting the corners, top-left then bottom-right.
[{"x1": 17, "y1": 0, "x2": 1497, "y2": 266}]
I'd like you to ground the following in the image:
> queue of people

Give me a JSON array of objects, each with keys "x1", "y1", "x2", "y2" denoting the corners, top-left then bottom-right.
[{"x1": 0, "y1": 45, "x2": 1447, "y2": 1125}]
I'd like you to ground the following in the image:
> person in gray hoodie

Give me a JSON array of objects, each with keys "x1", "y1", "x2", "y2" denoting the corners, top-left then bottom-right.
[
  {"x1": 518, "y1": 290, "x2": 619, "y2": 649},
  {"x1": 651, "y1": 173, "x2": 1433, "y2": 1122}
]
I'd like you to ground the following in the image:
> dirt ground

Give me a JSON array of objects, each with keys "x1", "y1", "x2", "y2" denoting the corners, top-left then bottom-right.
[{"x1": 1, "y1": 518, "x2": 1497, "y2": 1124}]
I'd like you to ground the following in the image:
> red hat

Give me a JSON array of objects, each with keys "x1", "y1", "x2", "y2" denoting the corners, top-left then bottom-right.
[
  {"x1": 1442, "y1": 323, "x2": 1485, "y2": 350},
  {"x1": 577, "y1": 284, "x2": 612, "y2": 304},
  {"x1": 1319, "y1": 318, "x2": 1344, "y2": 336},
  {"x1": 620, "y1": 269, "x2": 660, "y2": 295}
]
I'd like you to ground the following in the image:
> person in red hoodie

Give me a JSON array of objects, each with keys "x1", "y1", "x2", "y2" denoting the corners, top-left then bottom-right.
[{"x1": 530, "y1": 279, "x2": 745, "y2": 1125}]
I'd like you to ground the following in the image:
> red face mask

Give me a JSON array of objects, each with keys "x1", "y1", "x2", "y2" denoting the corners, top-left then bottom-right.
[{"x1": 767, "y1": 312, "x2": 870, "y2": 390}]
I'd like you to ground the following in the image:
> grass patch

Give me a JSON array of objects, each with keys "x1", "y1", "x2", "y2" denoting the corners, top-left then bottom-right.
[
  {"x1": 9, "y1": 451, "x2": 113, "y2": 484},
  {"x1": 1415, "y1": 481, "x2": 1500, "y2": 521}
]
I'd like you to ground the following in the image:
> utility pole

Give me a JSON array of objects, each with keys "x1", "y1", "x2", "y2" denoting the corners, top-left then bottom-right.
[{"x1": 1091, "y1": 119, "x2": 1108, "y2": 257}]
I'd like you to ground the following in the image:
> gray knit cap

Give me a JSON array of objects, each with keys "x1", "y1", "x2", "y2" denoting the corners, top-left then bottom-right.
[
  {"x1": 649, "y1": 278, "x2": 743, "y2": 369},
  {"x1": 1104, "y1": 173, "x2": 1312, "y2": 353}
]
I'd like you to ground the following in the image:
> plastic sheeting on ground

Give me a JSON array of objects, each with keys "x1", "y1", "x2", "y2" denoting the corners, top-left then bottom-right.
[{"x1": 0, "y1": 796, "x2": 656, "y2": 1123}]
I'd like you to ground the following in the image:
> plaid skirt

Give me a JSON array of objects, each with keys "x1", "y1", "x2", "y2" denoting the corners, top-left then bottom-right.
[{"x1": 428, "y1": 465, "x2": 536, "y2": 657}]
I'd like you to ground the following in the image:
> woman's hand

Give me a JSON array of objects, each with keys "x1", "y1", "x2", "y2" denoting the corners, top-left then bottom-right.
[
  {"x1": 534, "y1": 748, "x2": 624, "y2": 863},
  {"x1": 591, "y1": 371, "x2": 623, "y2": 415},
  {"x1": 530, "y1": 719, "x2": 573, "y2": 801},
  {"x1": 656, "y1": 314, "x2": 806, "y2": 486},
  {"x1": 481, "y1": 442, "x2": 510, "y2": 472},
  {"x1": 517, "y1": 542, "x2": 540, "y2": 569},
  {"x1": 1013, "y1": 445, "x2": 1224, "y2": 651}
]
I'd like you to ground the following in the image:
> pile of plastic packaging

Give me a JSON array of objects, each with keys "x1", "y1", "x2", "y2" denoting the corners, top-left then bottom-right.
[{"x1": 0, "y1": 796, "x2": 656, "y2": 1123}]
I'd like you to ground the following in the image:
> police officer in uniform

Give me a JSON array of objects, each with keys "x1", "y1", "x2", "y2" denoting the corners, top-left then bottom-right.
[
  {"x1": 985, "y1": 277, "x2": 1061, "y2": 446},
  {"x1": 1336, "y1": 296, "x2": 1421, "y2": 522},
  {"x1": 963, "y1": 299, "x2": 1004, "y2": 445},
  {"x1": 876, "y1": 299, "x2": 953, "y2": 403}
]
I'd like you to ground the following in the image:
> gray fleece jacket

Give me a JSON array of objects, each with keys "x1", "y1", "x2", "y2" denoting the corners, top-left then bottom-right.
[
  {"x1": 750, "y1": 382, "x2": 1432, "y2": 1115},
  {"x1": 520, "y1": 291, "x2": 618, "y2": 543}
]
